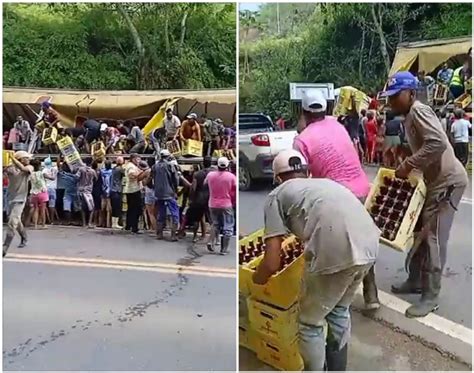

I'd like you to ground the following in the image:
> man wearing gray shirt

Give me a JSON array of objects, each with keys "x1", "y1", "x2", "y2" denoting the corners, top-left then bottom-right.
[{"x1": 253, "y1": 149, "x2": 380, "y2": 371}]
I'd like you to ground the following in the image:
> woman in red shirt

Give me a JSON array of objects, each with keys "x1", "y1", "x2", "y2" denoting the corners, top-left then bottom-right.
[{"x1": 365, "y1": 111, "x2": 377, "y2": 164}]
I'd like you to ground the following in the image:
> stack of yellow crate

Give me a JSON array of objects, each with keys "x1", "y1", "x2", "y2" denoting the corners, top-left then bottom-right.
[{"x1": 239, "y1": 232, "x2": 304, "y2": 371}]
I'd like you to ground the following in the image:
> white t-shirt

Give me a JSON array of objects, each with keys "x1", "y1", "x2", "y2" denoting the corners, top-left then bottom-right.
[
  {"x1": 164, "y1": 115, "x2": 181, "y2": 138},
  {"x1": 451, "y1": 119, "x2": 471, "y2": 143},
  {"x1": 42, "y1": 166, "x2": 58, "y2": 189}
]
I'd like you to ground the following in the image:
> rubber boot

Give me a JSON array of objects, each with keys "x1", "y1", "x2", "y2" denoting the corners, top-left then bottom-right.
[
  {"x1": 112, "y1": 217, "x2": 123, "y2": 230},
  {"x1": 3, "y1": 233, "x2": 14, "y2": 257},
  {"x1": 391, "y1": 254, "x2": 422, "y2": 294},
  {"x1": 362, "y1": 266, "x2": 380, "y2": 310},
  {"x1": 325, "y1": 342, "x2": 348, "y2": 371},
  {"x1": 405, "y1": 270, "x2": 441, "y2": 318},
  {"x1": 156, "y1": 223, "x2": 164, "y2": 240},
  {"x1": 220, "y1": 236, "x2": 230, "y2": 255},
  {"x1": 18, "y1": 231, "x2": 28, "y2": 248},
  {"x1": 170, "y1": 223, "x2": 178, "y2": 242}
]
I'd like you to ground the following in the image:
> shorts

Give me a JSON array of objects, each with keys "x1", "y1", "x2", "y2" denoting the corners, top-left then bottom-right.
[
  {"x1": 186, "y1": 203, "x2": 208, "y2": 226},
  {"x1": 63, "y1": 192, "x2": 82, "y2": 212},
  {"x1": 79, "y1": 192, "x2": 95, "y2": 212},
  {"x1": 47, "y1": 188, "x2": 57, "y2": 208},
  {"x1": 384, "y1": 135, "x2": 401, "y2": 148},
  {"x1": 93, "y1": 193, "x2": 102, "y2": 211},
  {"x1": 144, "y1": 193, "x2": 156, "y2": 206},
  {"x1": 209, "y1": 207, "x2": 234, "y2": 237},
  {"x1": 30, "y1": 191, "x2": 49, "y2": 207},
  {"x1": 101, "y1": 197, "x2": 112, "y2": 212}
]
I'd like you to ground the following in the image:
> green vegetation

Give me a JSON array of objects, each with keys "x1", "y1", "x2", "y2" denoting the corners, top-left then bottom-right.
[
  {"x1": 240, "y1": 3, "x2": 472, "y2": 120},
  {"x1": 4, "y1": 3, "x2": 236, "y2": 90}
]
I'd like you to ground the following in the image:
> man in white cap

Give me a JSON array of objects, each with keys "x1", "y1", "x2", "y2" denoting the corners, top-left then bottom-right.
[
  {"x1": 3, "y1": 151, "x2": 34, "y2": 256},
  {"x1": 204, "y1": 156, "x2": 236, "y2": 254},
  {"x1": 293, "y1": 90, "x2": 379, "y2": 310},
  {"x1": 151, "y1": 149, "x2": 180, "y2": 241},
  {"x1": 252, "y1": 149, "x2": 380, "y2": 371},
  {"x1": 179, "y1": 113, "x2": 201, "y2": 144}
]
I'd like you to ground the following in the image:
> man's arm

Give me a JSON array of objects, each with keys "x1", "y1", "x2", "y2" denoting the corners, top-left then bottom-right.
[
  {"x1": 10, "y1": 157, "x2": 32, "y2": 174},
  {"x1": 402, "y1": 105, "x2": 447, "y2": 173},
  {"x1": 195, "y1": 123, "x2": 201, "y2": 142},
  {"x1": 253, "y1": 236, "x2": 284, "y2": 284}
]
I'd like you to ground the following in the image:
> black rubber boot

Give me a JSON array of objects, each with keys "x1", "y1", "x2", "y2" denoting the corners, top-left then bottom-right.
[
  {"x1": 3, "y1": 233, "x2": 14, "y2": 258},
  {"x1": 363, "y1": 266, "x2": 380, "y2": 310},
  {"x1": 325, "y1": 342, "x2": 348, "y2": 371},
  {"x1": 156, "y1": 223, "x2": 164, "y2": 240},
  {"x1": 405, "y1": 270, "x2": 441, "y2": 318},
  {"x1": 220, "y1": 236, "x2": 230, "y2": 255},
  {"x1": 391, "y1": 252, "x2": 422, "y2": 294},
  {"x1": 170, "y1": 223, "x2": 178, "y2": 242}
]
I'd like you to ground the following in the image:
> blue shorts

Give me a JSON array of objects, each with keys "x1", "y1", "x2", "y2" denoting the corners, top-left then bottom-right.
[
  {"x1": 63, "y1": 192, "x2": 81, "y2": 212},
  {"x1": 47, "y1": 188, "x2": 56, "y2": 208}
]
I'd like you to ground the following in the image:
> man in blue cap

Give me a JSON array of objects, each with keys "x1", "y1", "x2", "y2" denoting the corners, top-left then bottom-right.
[{"x1": 382, "y1": 71, "x2": 468, "y2": 318}]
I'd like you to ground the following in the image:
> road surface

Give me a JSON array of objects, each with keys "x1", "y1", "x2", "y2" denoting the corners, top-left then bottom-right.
[
  {"x1": 3, "y1": 227, "x2": 236, "y2": 371},
  {"x1": 239, "y1": 166, "x2": 472, "y2": 328}
]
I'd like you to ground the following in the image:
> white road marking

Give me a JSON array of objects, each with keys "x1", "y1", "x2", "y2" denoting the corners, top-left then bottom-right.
[
  {"x1": 460, "y1": 197, "x2": 472, "y2": 205},
  {"x1": 356, "y1": 286, "x2": 472, "y2": 345}
]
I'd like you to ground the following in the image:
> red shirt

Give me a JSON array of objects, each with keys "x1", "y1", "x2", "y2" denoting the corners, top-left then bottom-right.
[
  {"x1": 368, "y1": 98, "x2": 378, "y2": 110},
  {"x1": 276, "y1": 118, "x2": 286, "y2": 130},
  {"x1": 365, "y1": 119, "x2": 377, "y2": 140}
]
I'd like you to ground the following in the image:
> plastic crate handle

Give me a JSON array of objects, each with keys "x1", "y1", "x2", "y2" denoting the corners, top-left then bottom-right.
[{"x1": 259, "y1": 310, "x2": 275, "y2": 320}]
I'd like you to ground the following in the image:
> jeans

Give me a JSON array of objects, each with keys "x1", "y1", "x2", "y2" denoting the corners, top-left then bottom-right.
[
  {"x1": 110, "y1": 191, "x2": 122, "y2": 218},
  {"x1": 454, "y1": 142, "x2": 469, "y2": 167},
  {"x1": 47, "y1": 188, "x2": 56, "y2": 208},
  {"x1": 125, "y1": 191, "x2": 142, "y2": 233},
  {"x1": 156, "y1": 199, "x2": 180, "y2": 225},
  {"x1": 4, "y1": 201, "x2": 27, "y2": 249},
  {"x1": 298, "y1": 263, "x2": 373, "y2": 371},
  {"x1": 209, "y1": 207, "x2": 234, "y2": 237}
]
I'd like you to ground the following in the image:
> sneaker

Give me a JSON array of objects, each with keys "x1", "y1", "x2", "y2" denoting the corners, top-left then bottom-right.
[{"x1": 207, "y1": 243, "x2": 215, "y2": 253}]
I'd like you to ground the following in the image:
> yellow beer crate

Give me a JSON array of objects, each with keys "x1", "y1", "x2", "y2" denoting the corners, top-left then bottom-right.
[
  {"x1": 91, "y1": 141, "x2": 106, "y2": 159},
  {"x1": 57, "y1": 136, "x2": 74, "y2": 150},
  {"x1": 65, "y1": 152, "x2": 81, "y2": 164},
  {"x1": 454, "y1": 92, "x2": 472, "y2": 109},
  {"x1": 244, "y1": 236, "x2": 305, "y2": 310},
  {"x1": 239, "y1": 228, "x2": 265, "y2": 296},
  {"x1": 248, "y1": 298, "x2": 299, "y2": 342},
  {"x1": 166, "y1": 139, "x2": 181, "y2": 156},
  {"x1": 3, "y1": 150, "x2": 14, "y2": 167},
  {"x1": 35, "y1": 120, "x2": 46, "y2": 132},
  {"x1": 255, "y1": 333, "x2": 303, "y2": 371},
  {"x1": 182, "y1": 139, "x2": 203, "y2": 157},
  {"x1": 42, "y1": 127, "x2": 58, "y2": 145},
  {"x1": 239, "y1": 324, "x2": 258, "y2": 352},
  {"x1": 365, "y1": 167, "x2": 426, "y2": 252}
]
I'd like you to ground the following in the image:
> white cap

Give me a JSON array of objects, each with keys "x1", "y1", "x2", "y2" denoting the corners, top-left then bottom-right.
[
  {"x1": 14, "y1": 150, "x2": 32, "y2": 160},
  {"x1": 302, "y1": 90, "x2": 327, "y2": 113},
  {"x1": 100, "y1": 123, "x2": 108, "y2": 132},
  {"x1": 272, "y1": 149, "x2": 307, "y2": 175},
  {"x1": 187, "y1": 113, "x2": 198, "y2": 120},
  {"x1": 217, "y1": 157, "x2": 230, "y2": 169},
  {"x1": 160, "y1": 149, "x2": 171, "y2": 157}
]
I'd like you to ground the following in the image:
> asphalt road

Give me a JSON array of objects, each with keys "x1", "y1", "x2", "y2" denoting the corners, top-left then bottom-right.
[
  {"x1": 239, "y1": 166, "x2": 472, "y2": 328},
  {"x1": 3, "y1": 227, "x2": 236, "y2": 371}
]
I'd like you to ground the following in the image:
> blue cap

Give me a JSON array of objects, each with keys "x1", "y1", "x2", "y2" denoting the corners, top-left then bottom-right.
[{"x1": 382, "y1": 71, "x2": 419, "y2": 97}]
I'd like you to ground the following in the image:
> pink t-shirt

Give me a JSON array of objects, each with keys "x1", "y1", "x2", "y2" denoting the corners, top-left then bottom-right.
[
  {"x1": 293, "y1": 116, "x2": 370, "y2": 199},
  {"x1": 205, "y1": 170, "x2": 236, "y2": 209}
]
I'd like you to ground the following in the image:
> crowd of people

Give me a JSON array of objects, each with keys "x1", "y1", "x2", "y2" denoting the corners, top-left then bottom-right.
[
  {"x1": 3, "y1": 150, "x2": 236, "y2": 257},
  {"x1": 4, "y1": 105, "x2": 236, "y2": 159}
]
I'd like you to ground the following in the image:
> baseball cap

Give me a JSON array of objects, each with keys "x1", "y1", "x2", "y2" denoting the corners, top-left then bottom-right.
[
  {"x1": 100, "y1": 123, "x2": 108, "y2": 132},
  {"x1": 160, "y1": 149, "x2": 171, "y2": 157},
  {"x1": 14, "y1": 150, "x2": 32, "y2": 160},
  {"x1": 272, "y1": 149, "x2": 307, "y2": 176},
  {"x1": 187, "y1": 113, "x2": 198, "y2": 120},
  {"x1": 382, "y1": 71, "x2": 419, "y2": 97},
  {"x1": 217, "y1": 157, "x2": 230, "y2": 169},
  {"x1": 302, "y1": 90, "x2": 327, "y2": 113},
  {"x1": 215, "y1": 118, "x2": 223, "y2": 124}
]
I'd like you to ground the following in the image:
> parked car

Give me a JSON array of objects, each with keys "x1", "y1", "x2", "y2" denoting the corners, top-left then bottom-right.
[{"x1": 238, "y1": 113, "x2": 297, "y2": 191}]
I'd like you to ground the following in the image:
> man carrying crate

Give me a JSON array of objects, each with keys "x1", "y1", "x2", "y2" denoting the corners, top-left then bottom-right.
[
  {"x1": 382, "y1": 71, "x2": 469, "y2": 318},
  {"x1": 252, "y1": 149, "x2": 380, "y2": 371}
]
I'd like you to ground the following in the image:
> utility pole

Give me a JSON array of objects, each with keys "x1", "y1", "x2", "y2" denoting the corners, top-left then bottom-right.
[{"x1": 276, "y1": 3, "x2": 281, "y2": 35}]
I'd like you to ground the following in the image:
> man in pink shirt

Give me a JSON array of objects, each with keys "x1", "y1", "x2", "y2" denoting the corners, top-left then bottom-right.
[
  {"x1": 205, "y1": 157, "x2": 236, "y2": 255},
  {"x1": 293, "y1": 90, "x2": 380, "y2": 310}
]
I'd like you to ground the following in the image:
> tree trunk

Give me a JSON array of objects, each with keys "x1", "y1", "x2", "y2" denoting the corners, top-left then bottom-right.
[
  {"x1": 117, "y1": 4, "x2": 146, "y2": 88},
  {"x1": 358, "y1": 29, "x2": 366, "y2": 82},
  {"x1": 371, "y1": 4, "x2": 390, "y2": 75},
  {"x1": 180, "y1": 11, "x2": 189, "y2": 45},
  {"x1": 164, "y1": 18, "x2": 170, "y2": 55}
]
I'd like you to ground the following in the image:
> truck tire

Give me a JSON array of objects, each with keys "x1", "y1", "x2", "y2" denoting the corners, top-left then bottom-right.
[{"x1": 239, "y1": 164, "x2": 253, "y2": 191}]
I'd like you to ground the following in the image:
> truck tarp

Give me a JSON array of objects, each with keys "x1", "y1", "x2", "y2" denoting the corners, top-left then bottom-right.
[
  {"x1": 3, "y1": 87, "x2": 236, "y2": 128},
  {"x1": 388, "y1": 36, "x2": 472, "y2": 77}
]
